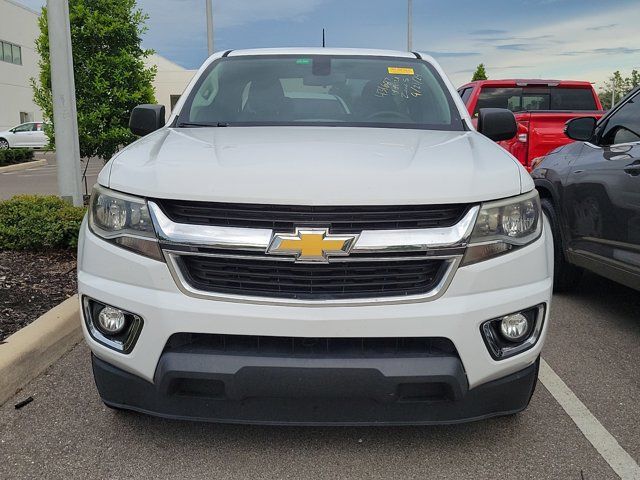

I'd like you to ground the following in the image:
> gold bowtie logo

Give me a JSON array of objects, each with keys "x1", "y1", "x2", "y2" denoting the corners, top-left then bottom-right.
[{"x1": 267, "y1": 228, "x2": 358, "y2": 263}]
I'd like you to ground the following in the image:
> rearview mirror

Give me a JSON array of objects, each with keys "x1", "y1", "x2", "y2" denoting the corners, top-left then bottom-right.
[
  {"x1": 564, "y1": 117, "x2": 596, "y2": 142},
  {"x1": 129, "y1": 104, "x2": 165, "y2": 136},
  {"x1": 477, "y1": 108, "x2": 517, "y2": 142}
]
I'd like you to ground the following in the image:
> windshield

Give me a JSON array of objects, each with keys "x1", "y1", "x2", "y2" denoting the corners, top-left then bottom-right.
[{"x1": 177, "y1": 55, "x2": 463, "y2": 131}]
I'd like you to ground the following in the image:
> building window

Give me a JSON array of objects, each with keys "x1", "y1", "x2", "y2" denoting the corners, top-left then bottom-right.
[
  {"x1": 1, "y1": 40, "x2": 22, "y2": 65},
  {"x1": 12, "y1": 44, "x2": 21, "y2": 65},
  {"x1": 20, "y1": 112, "x2": 34, "y2": 123},
  {"x1": 170, "y1": 95, "x2": 181, "y2": 112}
]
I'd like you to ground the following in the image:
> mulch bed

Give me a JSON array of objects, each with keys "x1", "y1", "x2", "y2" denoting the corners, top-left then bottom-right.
[{"x1": 0, "y1": 250, "x2": 77, "y2": 341}]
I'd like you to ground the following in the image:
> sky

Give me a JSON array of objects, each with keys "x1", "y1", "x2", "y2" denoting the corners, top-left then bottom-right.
[{"x1": 15, "y1": 0, "x2": 640, "y2": 89}]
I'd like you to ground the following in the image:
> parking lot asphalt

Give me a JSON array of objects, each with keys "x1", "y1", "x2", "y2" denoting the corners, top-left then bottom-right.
[
  {"x1": 0, "y1": 153, "x2": 103, "y2": 200},
  {"x1": 0, "y1": 273, "x2": 638, "y2": 480}
]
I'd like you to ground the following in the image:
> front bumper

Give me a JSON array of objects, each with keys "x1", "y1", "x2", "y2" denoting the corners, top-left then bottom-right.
[
  {"x1": 78, "y1": 214, "x2": 553, "y2": 424},
  {"x1": 93, "y1": 353, "x2": 539, "y2": 425}
]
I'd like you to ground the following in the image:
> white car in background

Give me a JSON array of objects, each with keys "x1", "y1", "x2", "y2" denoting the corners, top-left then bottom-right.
[{"x1": 0, "y1": 122, "x2": 48, "y2": 149}]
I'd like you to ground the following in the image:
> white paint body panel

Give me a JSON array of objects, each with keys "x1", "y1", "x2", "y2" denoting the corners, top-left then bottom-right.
[
  {"x1": 81, "y1": 48, "x2": 551, "y2": 394},
  {"x1": 78, "y1": 216, "x2": 553, "y2": 388},
  {"x1": 107, "y1": 127, "x2": 523, "y2": 205}
]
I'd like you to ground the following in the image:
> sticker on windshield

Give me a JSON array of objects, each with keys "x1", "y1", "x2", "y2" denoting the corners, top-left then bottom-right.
[
  {"x1": 387, "y1": 67, "x2": 414, "y2": 75},
  {"x1": 296, "y1": 58, "x2": 311, "y2": 65}
]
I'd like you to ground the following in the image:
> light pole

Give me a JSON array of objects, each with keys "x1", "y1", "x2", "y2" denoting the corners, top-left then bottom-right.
[
  {"x1": 47, "y1": 0, "x2": 82, "y2": 206},
  {"x1": 611, "y1": 79, "x2": 616, "y2": 108},
  {"x1": 407, "y1": 0, "x2": 413, "y2": 51},
  {"x1": 206, "y1": 0, "x2": 214, "y2": 56}
]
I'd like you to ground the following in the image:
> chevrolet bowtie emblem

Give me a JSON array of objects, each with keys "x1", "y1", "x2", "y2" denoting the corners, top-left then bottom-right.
[{"x1": 267, "y1": 228, "x2": 358, "y2": 263}]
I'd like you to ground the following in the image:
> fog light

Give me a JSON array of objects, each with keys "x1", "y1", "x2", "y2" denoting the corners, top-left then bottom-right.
[
  {"x1": 480, "y1": 304, "x2": 545, "y2": 360},
  {"x1": 500, "y1": 313, "x2": 529, "y2": 342},
  {"x1": 83, "y1": 297, "x2": 143, "y2": 353},
  {"x1": 97, "y1": 306, "x2": 127, "y2": 334}
]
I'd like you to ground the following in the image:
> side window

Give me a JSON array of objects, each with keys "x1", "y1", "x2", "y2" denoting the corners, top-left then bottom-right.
[
  {"x1": 474, "y1": 88, "x2": 522, "y2": 115},
  {"x1": 458, "y1": 87, "x2": 473, "y2": 104},
  {"x1": 13, "y1": 123, "x2": 33, "y2": 133},
  {"x1": 600, "y1": 92, "x2": 640, "y2": 145},
  {"x1": 189, "y1": 68, "x2": 221, "y2": 121}
]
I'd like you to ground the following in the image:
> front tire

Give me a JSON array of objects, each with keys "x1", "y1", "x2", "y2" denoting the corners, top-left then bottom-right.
[
  {"x1": 541, "y1": 197, "x2": 582, "y2": 292},
  {"x1": 0, "y1": 139, "x2": 9, "y2": 149}
]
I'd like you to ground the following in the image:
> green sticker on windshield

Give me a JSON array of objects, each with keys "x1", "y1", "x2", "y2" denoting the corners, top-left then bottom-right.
[{"x1": 296, "y1": 58, "x2": 311, "y2": 65}]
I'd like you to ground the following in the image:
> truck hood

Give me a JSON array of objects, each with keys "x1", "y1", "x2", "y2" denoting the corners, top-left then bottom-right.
[{"x1": 104, "y1": 127, "x2": 527, "y2": 205}]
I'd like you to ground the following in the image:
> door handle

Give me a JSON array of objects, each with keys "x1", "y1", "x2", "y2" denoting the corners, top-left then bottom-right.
[{"x1": 624, "y1": 163, "x2": 640, "y2": 176}]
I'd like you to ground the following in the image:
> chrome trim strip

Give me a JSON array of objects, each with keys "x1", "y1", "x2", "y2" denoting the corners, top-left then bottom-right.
[
  {"x1": 164, "y1": 252, "x2": 462, "y2": 307},
  {"x1": 149, "y1": 201, "x2": 272, "y2": 251},
  {"x1": 353, "y1": 206, "x2": 478, "y2": 253},
  {"x1": 163, "y1": 248, "x2": 462, "y2": 262},
  {"x1": 150, "y1": 201, "x2": 479, "y2": 254}
]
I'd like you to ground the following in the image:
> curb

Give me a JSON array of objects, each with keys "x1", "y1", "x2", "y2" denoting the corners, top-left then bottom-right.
[
  {"x1": 0, "y1": 295, "x2": 81, "y2": 406},
  {"x1": 0, "y1": 158, "x2": 48, "y2": 174}
]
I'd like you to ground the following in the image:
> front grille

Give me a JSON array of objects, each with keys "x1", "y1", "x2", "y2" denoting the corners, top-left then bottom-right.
[
  {"x1": 179, "y1": 256, "x2": 447, "y2": 300},
  {"x1": 164, "y1": 333, "x2": 459, "y2": 358},
  {"x1": 154, "y1": 199, "x2": 470, "y2": 233}
]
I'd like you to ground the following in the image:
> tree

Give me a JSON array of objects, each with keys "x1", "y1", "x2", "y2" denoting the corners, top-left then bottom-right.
[
  {"x1": 598, "y1": 69, "x2": 639, "y2": 110},
  {"x1": 471, "y1": 64, "x2": 488, "y2": 81},
  {"x1": 31, "y1": 0, "x2": 157, "y2": 161}
]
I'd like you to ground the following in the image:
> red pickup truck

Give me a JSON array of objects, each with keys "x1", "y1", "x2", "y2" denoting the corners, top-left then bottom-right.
[{"x1": 457, "y1": 79, "x2": 604, "y2": 170}]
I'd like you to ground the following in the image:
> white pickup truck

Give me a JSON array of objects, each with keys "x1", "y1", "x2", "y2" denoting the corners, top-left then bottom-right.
[{"x1": 78, "y1": 48, "x2": 553, "y2": 425}]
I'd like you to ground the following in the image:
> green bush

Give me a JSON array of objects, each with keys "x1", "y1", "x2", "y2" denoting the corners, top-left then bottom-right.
[
  {"x1": 0, "y1": 196, "x2": 86, "y2": 250},
  {"x1": 0, "y1": 148, "x2": 35, "y2": 166}
]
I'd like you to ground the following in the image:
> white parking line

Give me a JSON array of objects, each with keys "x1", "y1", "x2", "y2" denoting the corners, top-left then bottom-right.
[{"x1": 539, "y1": 359, "x2": 640, "y2": 480}]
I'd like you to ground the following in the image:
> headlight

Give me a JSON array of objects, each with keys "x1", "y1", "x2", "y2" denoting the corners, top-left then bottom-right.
[
  {"x1": 462, "y1": 190, "x2": 541, "y2": 265},
  {"x1": 88, "y1": 185, "x2": 163, "y2": 261}
]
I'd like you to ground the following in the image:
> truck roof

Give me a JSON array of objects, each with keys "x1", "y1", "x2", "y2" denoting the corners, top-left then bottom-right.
[
  {"x1": 226, "y1": 47, "x2": 418, "y2": 59},
  {"x1": 459, "y1": 79, "x2": 595, "y2": 89}
]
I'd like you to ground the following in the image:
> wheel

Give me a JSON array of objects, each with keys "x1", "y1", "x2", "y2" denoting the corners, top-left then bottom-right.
[
  {"x1": 541, "y1": 197, "x2": 582, "y2": 292},
  {"x1": 0, "y1": 138, "x2": 9, "y2": 149}
]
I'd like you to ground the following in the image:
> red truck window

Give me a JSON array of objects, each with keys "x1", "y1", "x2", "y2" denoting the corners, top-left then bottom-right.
[
  {"x1": 549, "y1": 88, "x2": 597, "y2": 110},
  {"x1": 474, "y1": 87, "x2": 597, "y2": 115},
  {"x1": 458, "y1": 87, "x2": 473, "y2": 103}
]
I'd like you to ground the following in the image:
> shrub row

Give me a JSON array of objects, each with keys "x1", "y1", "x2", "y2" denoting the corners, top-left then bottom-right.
[
  {"x1": 0, "y1": 148, "x2": 35, "y2": 167},
  {"x1": 0, "y1": 196, "x2": 86, "y2": 250}
]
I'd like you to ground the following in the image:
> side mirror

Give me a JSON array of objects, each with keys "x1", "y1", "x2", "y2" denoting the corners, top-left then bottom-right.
[
  {"x1": 565, "y1": 117, "x2": 596, "y2": 141},
  {"x1": 129, "y1": 104, "x2": 165, "y2": 136},
  {"x1": 477, "y1": 108, "x2": 517, "y2": 141}
]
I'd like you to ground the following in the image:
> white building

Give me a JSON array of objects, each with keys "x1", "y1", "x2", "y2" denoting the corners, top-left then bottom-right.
[
  {"x1": 144, "y1": 54, "x2": 197, "y2": 122},
  {"x1": 0, "y1": 0, "x2": 43, "y2": 131},
  {"x1": 0, "y1": 0, "x2": 195, "y2": 130}
]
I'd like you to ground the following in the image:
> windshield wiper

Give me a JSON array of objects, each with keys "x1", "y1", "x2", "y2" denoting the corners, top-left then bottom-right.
[{"x1": 176, "y1": 122, "x2": 229, "y2": 128}]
